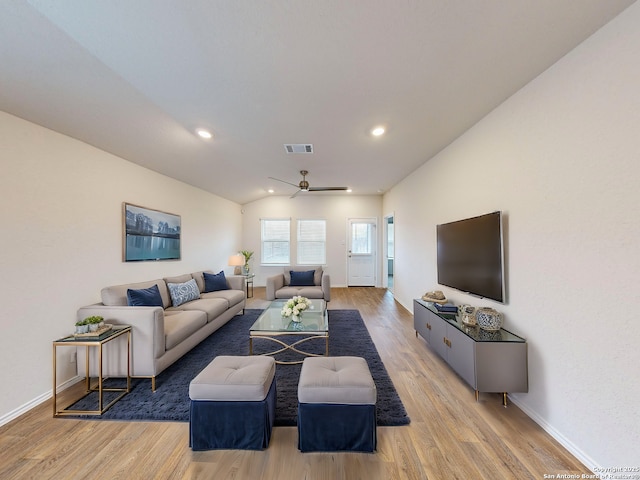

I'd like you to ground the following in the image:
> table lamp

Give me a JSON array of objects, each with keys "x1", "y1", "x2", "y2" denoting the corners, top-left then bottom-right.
[{"x1": 228, "y1": 254, "x2": 245, "y2": 275}]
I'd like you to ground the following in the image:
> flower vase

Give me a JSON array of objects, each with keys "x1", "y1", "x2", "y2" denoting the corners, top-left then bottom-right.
[
  {"x1": 476, "y1": 307, "x2": 503, "y2": 331},
  {"x1": 291, "y1": 314, "x2": 301, "y2": 323}
]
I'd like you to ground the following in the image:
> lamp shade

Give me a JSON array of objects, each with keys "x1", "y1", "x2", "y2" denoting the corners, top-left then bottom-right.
[{"x1": 228, "y1": 255, "x2": 245, "y2": 266}]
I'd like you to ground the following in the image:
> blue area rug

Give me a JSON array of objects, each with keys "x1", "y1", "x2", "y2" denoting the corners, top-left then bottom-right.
[{"x1": 66, "y1": 309, "x2": 410, "y2": 426}]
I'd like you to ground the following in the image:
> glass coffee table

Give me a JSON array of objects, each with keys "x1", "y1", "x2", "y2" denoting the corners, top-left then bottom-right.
[{"x1": 249, "y1": 299, "x2": 328, "y2": 364}]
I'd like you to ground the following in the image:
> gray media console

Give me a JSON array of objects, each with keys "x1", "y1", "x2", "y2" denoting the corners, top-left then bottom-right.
[{"x1": 413, "y1": 299, "x2": 528, "y2": 406}]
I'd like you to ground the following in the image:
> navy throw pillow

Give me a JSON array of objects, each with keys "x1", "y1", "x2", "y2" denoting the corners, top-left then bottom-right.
[
  {"x1": 289, "y1": 270, "x2": 315, "y2": 286},
  {"x1": 204, "y1": 271, "x2": 229, "y2": 292},
  {"x1": 127, "y1": 284, "x2": 163, "y2": 307}
]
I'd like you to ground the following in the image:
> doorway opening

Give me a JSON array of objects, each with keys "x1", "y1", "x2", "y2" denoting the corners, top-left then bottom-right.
[{"x1": 384, "y1": 214, "x2": 394, "y2": 292}]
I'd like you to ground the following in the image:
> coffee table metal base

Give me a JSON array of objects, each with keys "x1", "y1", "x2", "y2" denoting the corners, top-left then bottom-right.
[{"x1": 249, "y1": 333, "x2": 329, "y2": 365}]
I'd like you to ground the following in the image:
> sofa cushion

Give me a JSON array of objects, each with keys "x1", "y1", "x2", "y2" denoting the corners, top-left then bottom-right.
[
  {"x1": 290, "y1": 270, "x2": 315, "y2": 286},
  {"x1": 164, "y1": 310, "x2": 208, "y2": 350},
  {"x1": 275, "y1": 286, "x2": 326, "y2": 299},
  {"x1": 201, "y1": 289, "x2": 245, "y2": 308},
  {"x1": 167, "y1": 297, "x2": 229, "y2": 322},
  {"x1": 102, "y1": 279, "x2": 170, "y2": 308},
  {"x1": 167, "y1": 278, "x2": 201, "y2": 307},
  {"x1": 284, "y1": 266, "x2": 322, "y2": 286},
  {"x1": 203, "y1": 271, "x2": 229, "y2": 292},
  {"x1": 127, "y1": 284, "x2": 164, "y2": 307},
  {"x1": 190, "y1": 271, "x2": 210, "y2": 293},
  {"x1": 164, "y1": 273, "x2": 194, "y2": 285}
]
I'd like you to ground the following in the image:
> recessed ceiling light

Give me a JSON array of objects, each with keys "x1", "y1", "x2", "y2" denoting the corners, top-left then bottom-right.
[
  {"x1": 268, "y1": 189, "x2": 274, "y2": 194},
  {"x1": 371, "y1": 126, "x2": 385, "y2": 137},
  {"x1": 196, "y1": 128, "x2": 212, "y2": 139},
  {"x1": 346, "y1": 188, "x2": 353, "y2": 193}
]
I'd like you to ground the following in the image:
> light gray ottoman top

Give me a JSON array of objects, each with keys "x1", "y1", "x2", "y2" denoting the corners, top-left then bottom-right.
[
  {"x1": 298, "y1": 356, "x2": 376, "y2": 405},
  {"x1": 189, "y1": 355, "x2": 276, "y2": 402}
]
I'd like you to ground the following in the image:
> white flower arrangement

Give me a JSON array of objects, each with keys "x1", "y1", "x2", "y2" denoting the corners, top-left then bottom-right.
[{"x1": 281, "y1": 296, "x2": 313, "y2": 322}]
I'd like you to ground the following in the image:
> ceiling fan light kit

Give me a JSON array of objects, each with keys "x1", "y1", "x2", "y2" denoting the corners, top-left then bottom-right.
[{"x1": 268, "y1": 170, "x2": 349, "y2": 198}]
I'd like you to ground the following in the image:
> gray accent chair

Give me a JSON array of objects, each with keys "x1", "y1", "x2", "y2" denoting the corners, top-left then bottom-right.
[{"x1": 265, "y1": 266, "x2": 331, "y2": 301}]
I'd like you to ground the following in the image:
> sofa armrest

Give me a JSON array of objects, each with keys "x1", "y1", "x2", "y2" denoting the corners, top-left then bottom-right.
[
  {"x1": 77, "y1": 304, "x2": 166, "y2": 371},
  {"x1": 266, "y1": 274, "x2": 285, "y2": 300},
  {"x1": 321, "y1": 274, "x2": 331, "y2": 302},
  {"x1": 226, "y1": 275, "x2": 246, "y2": 292}
]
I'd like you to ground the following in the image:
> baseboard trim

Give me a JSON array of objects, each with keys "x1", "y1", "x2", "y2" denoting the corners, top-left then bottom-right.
[
  {"x1": 0, "y1": 375, "x2": 83, "y2": 428},
  {"x1": 508, "y1": 394, "x2": 597, "y2": 474}
]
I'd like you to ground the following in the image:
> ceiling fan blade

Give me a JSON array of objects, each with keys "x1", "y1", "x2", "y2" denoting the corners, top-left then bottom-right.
[
  {"x1": 290, "y1": 189, "x2": 303, "y2": 199},
  {"x1": 268, "y1": 176, "x2": 299, "y2": 188},
  {"x1": 308, "y1": 186, "x2": 349, "y2": 191}
]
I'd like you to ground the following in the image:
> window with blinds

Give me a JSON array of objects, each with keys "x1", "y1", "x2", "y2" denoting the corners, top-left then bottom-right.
[
  {"x1": 297, "y1": 219, "x2": 326, "y2": 265},
  {"x1": 261, "y1": 219, "x2": 290, "y2": 265}
]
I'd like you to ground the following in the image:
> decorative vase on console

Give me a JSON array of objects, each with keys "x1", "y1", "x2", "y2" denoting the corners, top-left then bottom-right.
[
  {"x1": 475, "y1": 307, "x2": 503, "y2": 331},
  {"x1": 459, "y1": 305, "x2": 477, "y2": 326}
]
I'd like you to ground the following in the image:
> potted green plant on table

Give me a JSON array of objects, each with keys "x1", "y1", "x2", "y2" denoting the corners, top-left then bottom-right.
[
  {"x1": 85, "y1": 315, "x2": 104, "y2": 332},
  {"x1": 240, "y1": 250, "x2": 254, "y2": 275},
  {"x1": 75, "y1": 319, "x2": 89, "y2": 334}
]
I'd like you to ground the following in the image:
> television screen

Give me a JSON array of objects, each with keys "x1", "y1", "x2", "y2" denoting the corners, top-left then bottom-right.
[{"x1": 436, "y1": 211, "x2": 505, "y2": 303}]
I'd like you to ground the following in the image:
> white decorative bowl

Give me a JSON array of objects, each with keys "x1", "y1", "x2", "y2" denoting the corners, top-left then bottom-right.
[{"x1": 475, "y1": 307, "x2": 503, "y2": 331}]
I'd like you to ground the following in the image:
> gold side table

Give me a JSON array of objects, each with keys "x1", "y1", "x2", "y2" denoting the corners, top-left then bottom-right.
[{"x1": 53, "y1": 325, "x2": 131, "y2": 417}]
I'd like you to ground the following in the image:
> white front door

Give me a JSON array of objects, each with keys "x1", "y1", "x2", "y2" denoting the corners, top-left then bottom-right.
[{"x1": 347, "y1": 219, "x2": 377, "y2": 286}]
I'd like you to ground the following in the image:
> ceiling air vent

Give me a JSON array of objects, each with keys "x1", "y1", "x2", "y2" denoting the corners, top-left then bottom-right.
[{"x1": 284, "y1": 144, "x2": 313, "y2": 154}]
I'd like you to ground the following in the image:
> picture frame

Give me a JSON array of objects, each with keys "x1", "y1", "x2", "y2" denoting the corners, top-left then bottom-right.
[{"x1": 123, "y1": 203, "x2": 181, "y2": 262}]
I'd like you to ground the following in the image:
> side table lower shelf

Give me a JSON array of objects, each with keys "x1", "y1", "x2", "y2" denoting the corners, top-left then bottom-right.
[
  {"x1": 245, "y1": 273, "x2": 255, "y2": 298},
  {"x1": 53, "y1": 325, "x2": 131, "y2": 417}
]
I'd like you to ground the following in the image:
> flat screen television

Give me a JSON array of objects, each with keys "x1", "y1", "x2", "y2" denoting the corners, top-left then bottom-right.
[{"x1": 436, "y1": 211, "x2": 505, "y2": 303}]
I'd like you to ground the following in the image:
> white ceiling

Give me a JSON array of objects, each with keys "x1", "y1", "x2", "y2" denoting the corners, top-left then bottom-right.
[{"x1": 0, "y1": 1, "x2": 635, "y2": 204}]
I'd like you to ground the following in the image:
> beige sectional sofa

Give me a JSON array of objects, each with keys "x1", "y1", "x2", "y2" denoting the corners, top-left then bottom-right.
[{"x1": 77, "y1": 270, "x2": 246, "y2": 390}]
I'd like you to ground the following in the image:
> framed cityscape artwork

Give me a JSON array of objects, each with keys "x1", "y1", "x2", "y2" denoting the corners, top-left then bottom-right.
[{"x1": 123, "y1": 203, "x2": 181, "y2": 262}]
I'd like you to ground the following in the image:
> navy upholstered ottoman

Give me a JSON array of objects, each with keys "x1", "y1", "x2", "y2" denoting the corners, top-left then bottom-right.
[
  {"x1": 297, "y1": 356, "x2": 377, "y2": 452},
  {"x1": 189, "y1": 355, "x2": 276, "y2": 450}
]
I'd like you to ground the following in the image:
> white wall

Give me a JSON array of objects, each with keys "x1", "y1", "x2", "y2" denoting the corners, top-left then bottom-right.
[
  {"x1": 385, "y1": 2, "x2": 640, "y2": 470},
  {"x1": 241, "y1": 195, "x2": 383, "y2": 287},
  {"x1": 0, "y1": 112, "x2": 242, "y2": 423}
]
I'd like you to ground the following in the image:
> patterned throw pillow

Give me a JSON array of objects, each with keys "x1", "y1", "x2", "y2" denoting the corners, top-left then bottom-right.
[
  {"x1": 203, "y1": 271, "x2": 229, "y2": 292},
  {"x1": 127, "y1": 284, "x2": 164, "y2": 307},
  {"x1": 167, "y1": 278, "x2": 201, "y2": 307}
]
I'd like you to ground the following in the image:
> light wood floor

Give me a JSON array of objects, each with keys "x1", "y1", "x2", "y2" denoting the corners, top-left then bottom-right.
[{"x1": 0, "y1": 287, "x2": 588, "y2": 479}]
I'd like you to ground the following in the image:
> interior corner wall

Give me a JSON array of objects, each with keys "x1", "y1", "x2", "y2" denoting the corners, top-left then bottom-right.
[
  {"x1": 240, "y1": 195, "x2": 383, "y2": 287},
  {"x1": 384, "y1": 2, "x2": 640, "y2": 470},
  {"x1": 0, "y1": 112, "x2": 242, "y2": 423}
]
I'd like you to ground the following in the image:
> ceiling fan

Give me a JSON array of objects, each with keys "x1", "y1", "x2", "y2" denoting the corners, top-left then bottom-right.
[{"x1": 268, "y1": 170, "x2": 349, "y2": 198}]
